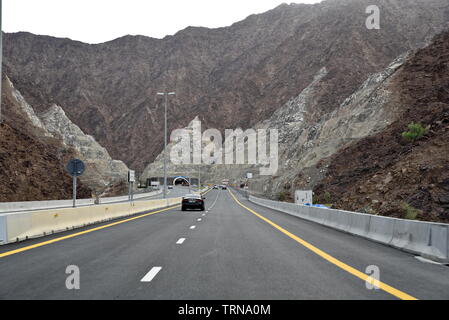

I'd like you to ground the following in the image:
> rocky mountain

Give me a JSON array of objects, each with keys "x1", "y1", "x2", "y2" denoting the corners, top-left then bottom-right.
[
  {"x1": 0, "y1": 75, "x2": 129, "y2": 202},
  {"x1": 142, "y1": 28, "x2": 449, "y2": 223},
  {"x1": 3, "y1": 0, "x2": 449, "y2": 172},
  {"x1": 0, "y1": 75, "x2": 92, "y2": 201},
  {"x1": 313, "y1": 30, "x2": 449, "y2": 222},
  {"x1": 39, "y1": 104, "x2": 129, "y2": 193}
]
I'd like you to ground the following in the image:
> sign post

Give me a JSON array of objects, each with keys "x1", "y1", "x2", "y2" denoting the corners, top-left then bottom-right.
[
  {"x1": 128, "y1": 170, "x2": 135, "y2": 201},
  {"x1": 66, "y1": 159, "x2": 85, "y2": 208}
]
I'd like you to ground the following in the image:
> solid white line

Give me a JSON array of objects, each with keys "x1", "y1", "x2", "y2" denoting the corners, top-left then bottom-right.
[
  {"x1": 207, "y1": 190, "x2": 220, "y2": 211},
  {"x1": 190, "y1": 225, "x2": 196, "y2": 229},
  {"x1": 176, "y1": 238, "x2": 186, "y2": 244},
  {"x1": 141, "y1": 267, "x2": 162, "y2": 282}
]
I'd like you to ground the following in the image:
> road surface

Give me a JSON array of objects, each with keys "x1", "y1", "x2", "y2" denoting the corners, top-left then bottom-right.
[{"x1": 0, "y1": 188, "x2": 448, "y2": 300}]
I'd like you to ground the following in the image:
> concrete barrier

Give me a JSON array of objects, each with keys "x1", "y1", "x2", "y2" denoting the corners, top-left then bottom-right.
[
  {"x1": 0, "y1": 189, "x2": 163, "y2": 213},
  {"x1": 366, "y1": 215, "x2": 395, "y2": 245},
  {"x1": 2, "y1": 197, "x2": 181, "y2": 244},
  {"x1": 390, "y1": 219, "x2": 449, "y2": 262},
  {"x1": 0, "y1": 215, "x2": 6, "y2": 245},
  {"x1": 348, "y1": 213, "x2": 371, "y2": 238},
  {"x1": 325, "y1": 210, "x2": 352, "y2": 233},
  {"x1": 249, "y1": 195, "x2": 449, "y2": 263},
  {"x1": 308, "y1": 206, "x2": 327, "y2": 224}
]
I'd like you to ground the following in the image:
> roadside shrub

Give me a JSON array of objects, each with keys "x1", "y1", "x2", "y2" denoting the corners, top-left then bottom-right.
[
  {"x1": 322, "y1": 191, "x2": 332, "y2": 203},
  {"x1": 401, "y1": 202, "x2": 421, "y2": 220},
  {"x1": 401, "y1": 122, "x2": 428, "y2": 141},
  {"x1": 314, "y1": 191, "x2": 332, "y2": 204},
  {"x1": 279, "y1": 191, "x2": 286, "y2": 202}
]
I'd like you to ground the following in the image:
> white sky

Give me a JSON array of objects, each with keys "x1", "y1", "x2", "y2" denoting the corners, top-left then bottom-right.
[{"x1": 3, "y1": 0, "x2": 323, "y2": 44}]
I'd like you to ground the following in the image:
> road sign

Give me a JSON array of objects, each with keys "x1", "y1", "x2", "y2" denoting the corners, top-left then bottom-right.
[
  {"x1": 66, "y1": 159, "x2": 85, "y2": 208},
  {"x1": 128, "y1": 170, "x2": 135, "y2": 183},
  {"x1": 66, "y1": 159, "x2": 85, "y2": 177},
  {"x1": 295, "y1": 190, "x2": 313, "y2": 205}
]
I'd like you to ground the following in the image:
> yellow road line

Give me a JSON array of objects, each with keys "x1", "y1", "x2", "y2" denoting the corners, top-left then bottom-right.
[
  {"x1": 228, "y1": 189, "x2": 417, "y2": 301},
  {"x1": 0, "y1": 188, "x2": 214, "y2": 259},
  {"x1": 0, "y1": 204, "x2": 181, "y2": 259}
]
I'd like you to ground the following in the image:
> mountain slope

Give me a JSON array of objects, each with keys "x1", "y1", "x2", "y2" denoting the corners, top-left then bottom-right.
[
  {"x1": 3, "y1": 0, "x2": 449, "y2": 170},
  {"x1": 0, "y1": 75, "x2": 92, "y2": 201},
  {"x1": 314, "y1": 30, "x2": 449, "y2": 222}
]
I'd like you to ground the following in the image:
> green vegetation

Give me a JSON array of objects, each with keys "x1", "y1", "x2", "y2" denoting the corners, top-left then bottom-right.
[
  {"x1": 322, "y1": 191, "x2": 332, "y2": 204},
  {"x1": 278, "y1": 192, "x2": 286, "y2": 202},
  {"x1": 401, "y1": 202, "x2": 421, "y2": 220},
  {"x1": 401, "y1": 122, "x2": 428, "y2": 141},
  {"x1": 314, "y1": 191, "x2": 332, "y2": 204}
]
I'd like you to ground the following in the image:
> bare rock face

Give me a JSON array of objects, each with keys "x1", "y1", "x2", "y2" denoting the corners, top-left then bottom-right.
[
  {"x1": 6, "y1": 76, "x2": 50, "y2": 135},
  {"x1": 1, "y1": 76, "x2": 129, "y2": 198},
  {"x1": 3, "y1": 0, "x2": 449, "y2": 171},
  {"x1": 0, "y1": 75, "x2": 92, "y2": 201},
  {"x1": 314, "y1": 30, "x2": 449, "y2": 222},
  {"x1": 246, "y1": 53, "x2": 409, "y2": 199},
  {"x1": 142, "y1": 116, "x2": 204, "y2": 180},
  {"x1": 39, "y1": 104, "x2": 129, "y2": 192}
]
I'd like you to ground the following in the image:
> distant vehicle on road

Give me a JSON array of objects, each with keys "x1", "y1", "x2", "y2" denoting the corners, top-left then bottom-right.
[
  {"x1": 213, "y1": 185, "x2": 219, "y2": 190},
  {"x1": 220, "y1": 185, "x2": 227, "y2": 190},
  {"x1": 182, "y1": 194, "x2": 205, "y2": 211},
  {"x1": 168, "y1": 185, "x2": 173, "y2": 189}
]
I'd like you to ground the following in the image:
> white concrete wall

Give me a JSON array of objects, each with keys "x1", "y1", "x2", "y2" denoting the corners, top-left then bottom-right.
[
  {"x1": 0, "y1": 189, "x2": 162, "y2": 214},
  {"x1": 2, "y1": 196, "x2": 181, "y2": 244},
  {"x1": 249, "y1": 195, "x2": 449, "y2": 263}
]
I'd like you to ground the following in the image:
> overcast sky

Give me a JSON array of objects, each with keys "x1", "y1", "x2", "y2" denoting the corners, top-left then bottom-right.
[{"x1": 3, "y1": 0, "x2": 323, "y2": 44}]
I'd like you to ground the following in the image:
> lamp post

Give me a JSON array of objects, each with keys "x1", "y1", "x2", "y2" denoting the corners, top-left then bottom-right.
[
  {"x1": 198, "y1": 165, "x2": 201, "y2": 194},
  {"x1": 157, "y1": 92, "x2": 175, "y2": 199}
]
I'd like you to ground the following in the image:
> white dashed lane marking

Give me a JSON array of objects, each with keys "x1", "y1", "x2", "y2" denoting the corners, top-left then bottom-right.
[
  {"x1": 141, "y1": 267, "x2": 162, "y2": 282},
  {"x1": 176, "y1": 238, "x2": 186, "y2": 245},
  {"x1": 190, "y1": 226, "x2": 196, "y2": 230},
  {"x1": 197, "y1": 218, "x2": 202, "y2": 222}
]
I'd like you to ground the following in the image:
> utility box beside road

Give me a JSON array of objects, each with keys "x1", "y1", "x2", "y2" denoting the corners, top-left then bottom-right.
[{"x1": 295, "y1": 190, "x2": 313, "y2": 205}]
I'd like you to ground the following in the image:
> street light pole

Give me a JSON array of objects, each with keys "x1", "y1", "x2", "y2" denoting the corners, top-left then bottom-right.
[
  {"x1": 157, "y1": 92, "x2": 175, "y2": 199},
  {"x1": 198, "y1": 165, "x2": 201, "y2": 194}
]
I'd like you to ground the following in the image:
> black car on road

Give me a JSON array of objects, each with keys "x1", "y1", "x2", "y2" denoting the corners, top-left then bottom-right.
[{"x1": 181, "y1": 194, "x2": 205, "y2": 211}]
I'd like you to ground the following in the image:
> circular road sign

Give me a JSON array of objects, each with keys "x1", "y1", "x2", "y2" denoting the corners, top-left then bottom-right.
[{"x1": 66, "y1": 159, "x2": 85, "y2": 177}]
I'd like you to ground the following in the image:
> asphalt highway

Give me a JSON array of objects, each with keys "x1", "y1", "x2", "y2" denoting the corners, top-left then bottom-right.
[{"x1": 0, "y1": 188, "x2": 448, "y2": 300}]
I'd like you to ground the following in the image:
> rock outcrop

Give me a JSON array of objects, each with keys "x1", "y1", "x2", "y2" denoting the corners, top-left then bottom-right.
[
  {"x1": 0, "y1": 75, "x2": 92, "y2": 201},
  {"x1": 0, "y1": 76, "x2": 129, "y2": 200},
  {"x1": 39, "y1": 104, "x2": 129, "y2": 193},
  {"x1": 314, "y1": 30, "x2": 449, "y2": 222}
]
